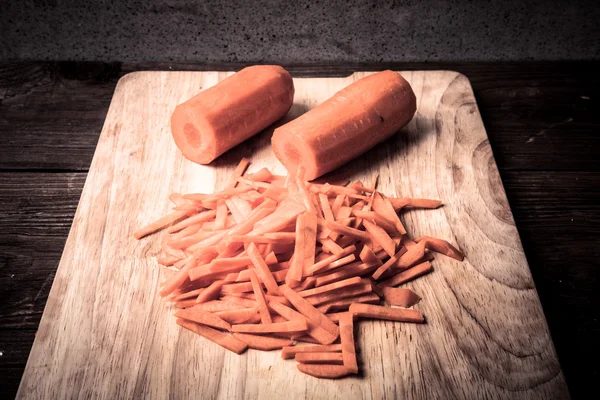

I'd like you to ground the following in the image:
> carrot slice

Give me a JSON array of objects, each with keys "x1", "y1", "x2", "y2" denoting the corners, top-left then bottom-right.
[
  {"x1": 371, "y1": 247, "x2": 408, "y2": 280},
  {"x1": 319, "y1": 238, "x2": 344, "y2": 255},
  {"x1": 268, "y1": 301, "x2": 338, "y2": 345},
  {"x1": 226, "y1": 157, "x2": 250, "y2": 189},
  {"x1": 174, "y1": 307, "x2": 232, "y2": 331},
  {"x1": 359, "y1": 245, "x2": 382, "y2": 267},
  {"x1": 319, "y1": 193, "x2": 336, "y2": 222},
  {"x1": 309, "y1": 282, "x2": 374, "y2": 307},
  {"x1": 134, "y1": 210, "x2": 189, "y2": 239},
  {"x1": 317, "y1": 293, "x2": 381, "y2": 313},
  {"x1": 232, "y1": 319, "x2": 308, "y2": 333},
  {"x1": 297, "y1": 364, "x2": 352, "y2": 379},
  {"x1": 349, "y1": 303, "x2": 424, "y2": 323},
  {"x1": 245, "y1": 167, "x2": 273, "y2": 182},
  {"x1": 363, "y1": 220, "x2": 396, "y2": 256},
  {"x1": 171, "y1": 287, "x2": 205, "y2": 302},
  {"x1": 279, "y1": 285, "x2": 339, "y2": 339},
  {"x1": 197, "y1": 300, "x2": 246, "y2": 312},
  {"x1": 388, "y1": 197, "x2": 442, "y2": 210},
  {"x1": 318, "y1": 219, "x2": 370, "y2": 241},
  {"x1": 396, "y1": 241, "x2": 426, "y2": 269},
  {"x1": 315, "y1": 262, "x2": 377, "y2": 287},
  {"x1": 286, "y1": 213, "x2": 306, "y2": 285},
  {"x1": 378, "y1": 261, "x2": 433, "y2": 287},
  {"x1": 167, "y1": 209, "x2": 217, "y2": 234},
  {"x1": 214, "y1": 308, "x2": 258, "y2": 324},
  {"x1": 195, "y1": 280, "x2": 225, "y2": 304},
  {"x1": 298, "y1": 277, "x2": 362, "y2": 298},
  {"x1": 339, "y1": 312, "x2": 358, "y2": 373},
  {"x1": 372, "y1": 193, "x2": 406, "y2": 235},
  {"x1": 302, "y1": 212, "x2": 318, "y2": 275},
  {"x1": 281, "y1": 344, "x2": 342, "y2": 359},
  {"x1": 220, "y1": 296, "x2": 257, "y2": 309},
  {"x1": 306, "y1": 245, "x2": 356, "y2": 275},
  {"x1": 331, "y1": 194, "x2": 346, "y2": 216},
  {"x1": 247, "y1": 243, "x2": 280, "y2": 295},
  {"x1": 232, "y1": 332, "x2": 294, "y2": 350},
  {"x1": 247, "y1": 269, "x2": 272, "y2": 324},
  {"x1": 381, "y1": 287, "x2": 421, "y2": 307},
  {"x1": 177, "y1": 318, "x2": 247, "y2": 354},
  {"x1": 159, "y1": 257, "x2": 197, "y2": 297},
  {"x1": 415, "y1": 236, "x2": 464, "y2": 261},
  {"x1": 295, "y1": 352, "x2": 344, "y2": 364}
]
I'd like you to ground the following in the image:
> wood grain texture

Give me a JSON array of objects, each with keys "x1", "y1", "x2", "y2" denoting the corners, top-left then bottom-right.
[{"x1": 16, "y1": 71, "x2": 568, "y2": 399}]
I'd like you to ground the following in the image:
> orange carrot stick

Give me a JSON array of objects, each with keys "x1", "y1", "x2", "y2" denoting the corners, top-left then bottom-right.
[
  {"x1": 279, "y1": 285, "x2": 339, "y2": 339},
  {"x1": 214, "y1": 308, "x2": 258, "y2": 324},
  {"x1": 134, "y1": 210, "x2": 189, "y2": 239},
  {"x1": 226, "y1": 157, "x2": 251, "y2": 189},
  {"x1": 220, "y1": 295, "x2": 257, "y2": 308},
  {"x1": 318, "y1": 219, "x2": 370, "y2": 241},
  {"x1": 176, "y1": 318, "x2": 247, "y2": 354},
  {"x1": 295, "y1": 352, "x2": 344, "y2": 364},
  {"x1": 174, "y1": 307, "x2": 232, "y2": 331},
  {"x1": 378, "y1": 261, "x2": 432, "y2": 287},
  {"x1": 315, "y1": 262, "x2": 377, "y2": 287},
  {"x1": 286, "y1": 213, "x2": 306, "y2": 285},
  {"x1": 314, "y1": 254, "x2": 356, "y2": 274},
  {"x1": 297, "y1": 364, "x2": 352, "y2": 379},
  {"x1": 247, "y1": 243, "x2": 280, "y2": 295},
  {"x1": 308, "y1": 282, "x2": 373, "y2": 307},
  {"x1": 298, "y1": 277, "x2": 362, "y2": 298},
  {"x1": 245, "y1": 167, "x2": 273, "y2": 182},
  {"x1": 349, "y1": 303, "x2": 424, "y2": 323},
  {"x1": 247, "y1": 269, "x2": 272, "y2": 324},
  {"x1": 381, "y1": 287, "x2": 421, "y2": 307},
  {"x1": 371, "y1": 247, "x2": 408, "y2": 280},
  {"x1": 167, "y1": 209, "x2": 217, "y2": 234},
  {"x1": 302, "y1": 212, "x2": 318, "y2": 275},
  {"x1": 171, "y1": 287, "x2": 205, "y2": 302},
  {"x1": 159, "y1": 257, "x2": 197, "y2": 297},
  {"x1": 317, "y1": 293, "x2": 381, "y2": 313},
  {"x1": 339, "y1": 312, "x2": 358, "y2": 373},
  {"x1": 319, "y1": 238, "x2": 344, "y2": 255},
  {"x1": 359, "y1": 245, "x2": 382, "y2": 267},
  {"x1": 232, "y1": 332, "x2": 294, "y2": 350},
  {"x1": 232, "y1": 319, "x2": 308, "y2": 333},
  {"x1": 195, "y1": 280, "x2": 225, "y2": 304},
  {"x1": 197, "y1": 300, "x2": 246, "y2": 312},
  {"x1": 306, "y1": 245, "x2": 356, "y2": 275},
  {"x1": 281, "y1": 344, "x2": 342, "y2": 359},
  {"x1": 268, "y1": 301, "x2": 338, "y2": 345},
  {"x1": 415, "y1": 236, "x2": 464, "y2": 261},
  {"x1": 388, "y1": 197, "x2": 442, "y2": 210}
]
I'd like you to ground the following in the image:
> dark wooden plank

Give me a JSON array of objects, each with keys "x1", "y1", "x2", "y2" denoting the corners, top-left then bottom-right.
[
  {"x1": 0, "y1": 170, "x2": 597, "y2": 398},
  {"x1": 1, "y1": 61, "x2": 598, "y2": 171},
  {"x1": 0, "y1": 368, "x2": 28, "y2": 399}
]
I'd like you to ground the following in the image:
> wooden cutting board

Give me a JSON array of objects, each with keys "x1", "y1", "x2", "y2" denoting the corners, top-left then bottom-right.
[{"x1": 17, "y1": 71, "x2": 569, "y2": 399}]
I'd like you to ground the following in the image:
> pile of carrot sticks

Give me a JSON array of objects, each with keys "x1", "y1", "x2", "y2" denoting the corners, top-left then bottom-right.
[{"x1": 134, "y1": 158, "x2": 464, "y2": 379}]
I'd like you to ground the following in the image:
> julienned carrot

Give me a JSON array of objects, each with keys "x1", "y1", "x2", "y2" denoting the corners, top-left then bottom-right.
[
  {"x1": 286, "y1": 213, "x2": 305, "y2": 285},
  {"x1": 319, "y1": 193, "x2": 336, "y2": 222},
  {"x1": 268, "y1": 301, "x2": 337, "y2": 345},
  {"x1": 381, "y1": 287, "x2": 421, "y2": 307},
  {"x1": 325, "y1": 312, "x2": 355, "y2": 323},
  {"x1": 250, "y1": 199, "x2": 306, "y2": 236},
  {"x1": 247, "y1": 269, "x2": 272, "y2": 324},
  {"x1": 238, "y1": 292, "x2": 292, "y2": 308},
  {"x1": 167, "y1": 209, "x2": 217, "y2": 234},
  {"x1": 235, "y1": 268, "x2": 288, "y2": 285},
  {"x1": 159, "y1": 257, "x2": 197, "y2": 297},
  {"x1": 279, "y1": 285, "x2": 339, "y2": 338},
  {"x1": 226, "y1": 158, "x2": 251, "y2": 189},
  {"x1": 339, "y1": 312, "x2": 358, "y2": 373},
  {"x1": 197, "y1": 300, "x2": 246, "y2": 312},
  {"x1": 230, "y1": 195, "x2": 253, "y2": 217},
  {"x1": 214, "y1": 308, "x2": 258, "y2": 324},
  {"x1": 309, "y1": 283, "x2": 374, "y2": 307},
  {"x1": 378, "y1": 261, "x2": 433, "y2": 287},
  {"x1": 195, "y1": 280, "x2": 225, "y2": 304},
  {"x1": 297, "y1": 364, "x2": 352, "y2": 379},
  {"x1": 174, "y1": 307, "x2": 232, "y2": 331},
  {"x1": 314, "y1": 254, "x2": 356, "y2": 274},
  {"x1": 318, "y1": 219, "x2": 370, "y2": 241},
  {"x1": 317, "y1": 293, "x2": 381, "y2": 313},
  {"x1": 331, "y1": 194, "x2": 346, "y2": 216},
  {"x1": 232, "y1": 319, "x2": 308, "y2": 333},
  {"x1": 319, "y1": 238, "x2": 344, "y2": 255},
  {"x1": 359, "y1": 245, "x2": 382, "y2": 267},
  {"x1": 371, "y1": 247, "x2": 408, "y2": 280},
  {"x1": 415, "y1": 236, "x2": 464, "y2": 261},
  {"x1": 298, "y1": 276, "x2": 362, "y2": 298},
  {"x1": 247, "y1": 243, "x2": 280, "y2": 295},
  {"x1": 134, "y1": 210, "x2": 190, "y2": 239},
  {"x1": 177, "y1": 318, "x2": 247, "y2": 354},
  {"x1": 396, "y1": 241, "x2": 426, "y2": 269},
  {"x1": 220, "y1": 296, "x2": 257, "y2": 309},
  {"x1": 315, "y1": 262, "x2": 377, "y2": 287},
  {"x1": 362, "y1": 220, "x2": 396, "y2": 257},
  {"x1": 306, "y1": 245, "x2": 356, "y2": 275},
  {"x1": 353, "y1": 210, "x2": 397, "y2": 233},
  {"x1": 232, "y1": 332, "x2": 294, "y2": 350},
  {"x1": 388, "y1": 197, "x2": 442, "y2": 210},
  {"x1": 281, "y1": 344, "x2": 342, "y2": 359},
  {"x1": 302, "y1": 212, "x2": 318, "y2": 275},
  {"x1": 245, "y1": 167, "x2": 273, "y2": 182},
  {"x1": 295, "y1": 352, "x2": 344, "y2": 364},
  {"x1": 171, "y1": 287, "x2": 205, "y2": 302},
  {"x1": 293, "y1": 276, "x2": 317, "y2": 291},
  {"x1": 349, "y1": 303, "x2": 425, "y2": 323},
  {"x1": 372, "y1": 193, "x2": 406, "y2": 235}
]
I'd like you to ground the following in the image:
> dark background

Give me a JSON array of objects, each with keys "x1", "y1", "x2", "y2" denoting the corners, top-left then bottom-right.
[
  {"x1": 1, "y1": 1, "x2": 600, "y2": 399},
  {"x1": 1, "y1": 0, "x2": 599, "y2": 62}
]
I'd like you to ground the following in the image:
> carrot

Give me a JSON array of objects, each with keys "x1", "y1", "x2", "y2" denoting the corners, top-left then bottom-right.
[
  {"x1": 196, "y1": 300, "x2": 246, "y2": 312},
  {"x1": 381, "y1": 287, "x2": 421, "y2": 307},
  {"x1": 396, "y1": 241, "x2": 426, "y2": 269},
  {"x1": 349, "y1": 303, "x2": 424, "y2": 323},
  {"x1": 286, "y1": 213, "x2": 306, "y2": 285},
  {"x1": 296, "y1": 364, "x2": 352, "y2": 379},
  {"x1": 317, "y1": 293, "x2": 381, "y2": 313},
  {"x1": 281, "y1": 344, "x2": 342, "y2": 359},
  {"x1": 315, "y1": 262, "x2": 377, "y2": 287},
  {"x1": 238, "y1": 292, "x2": 292, "y2": 308},
  {"x1": 352, "y1": 210, "x2": 397, "y2": 233},
  {"x1": 232, "y1": 332, "x2": 294, "y2": 350},
  {"x1": 171, "y1": 287, "x2": 205, "y2": 302},
  {"x1": 319, "y1": 238, "x2": 345, "y2": 255},
  {"x1": 176, "y1": 318, "x2": 247, "y2": 354},
  {"x1": 378, "y1": 261, "x2": 433, "y2": 287},
  {"x1": 388, "y1": 197, "x2": 442, "y2": 210},
  {"x1": 302, "y1": 212, "x2": 318, "y2": 275},
  {"x1": 174, "y1": 307, "x2": 232, "y2": 331},
  {"x1": 195, "y1": 280, "x2": 225, "y2": 304},
  {"x1": 245, "y1": 167, "x2": 273, "y2": 182},
  {"x1": 268, "y1": 301, "x2": 337, "y2": 345},
  {"x1": 247, "y1": 269, "x2": 272, "y2": 324},
  {"x1": 279, "y1": 285, "x2": 339, "y2": 339},
  {"x1": 134, "y1": 210, "x2": 189, "y2": 239},
  {"x1": 362, "y1": 220, "x2": 396, "y2": 257},
  {"x1": 359, "y1": 245, "x2": 382, "y2": 267},
  {"x1": 314, "y1": 254, "x2": 356, "y2": 274},
  {"x1": 232, "y1": 319, "x2": 308, "y2": 333},
  {"x1": 220, "y1": 296, "x2": 257, "y2": 309},
  {"x1": 293, "y1": 276, "x2": 317, "y2": 291},
  {"x1": 214, "y1": 308, "x2": 258, "y2": 324},
  {"x1": 306, "y1": 245, "x2": 356, "y2": 275},
  {"x1": 295, "y1": 352, "x2": 344, "y2": 364},
  {"x1": 415, "y1": 236, "x2": 464, "y2": 261},
  {"x1": 159, "y1": 257, "x2": 197, "y2": 297},
  {"x1": 167, "y1": 209, "x2": 217, "y2": 234},
  {"x1": 298, "y1": 277, "x2": 363, "y2": 298},
  {"x1": 309, "y1": 282, "x2": 374, "y2": 307},
  {"x1": 331, "y1": 194, "x2": 346, "y2": 216},
  {"x1": 250, "y1": 199, "x2": 305, "y2": 236},
  {"x1": 324, "y1": 312, "x2": 354, "y2": 323},
  {"x1": 318, "y1": 219, "x2": 370, "y2": 241},
  {"x1": 371, "y1": 247, "x2": 408, "y2": 280},
  {"x1": 247, "y1": 243, "x2": 280, "y2": 295},
  {"x1": 339, "y1": 312, "x2": 358, "y2": 373}
]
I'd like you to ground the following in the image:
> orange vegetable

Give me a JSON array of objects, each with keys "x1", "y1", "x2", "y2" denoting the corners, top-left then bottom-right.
[
  {"x1": 281, "y1": 344, "x2": 342, "y2": 359},
  {"x1": 171, "y1": 66, "x2": 293, "y2": 164},
  {"x1": 295, "y1": 352, "x2": 344, "y2": 364},
  {"x1": 378, "y1": 261, "x2": 433, "y2": 287},
  {"x1": 415, "y1": 236, "x2": 464, "y2": 261},
  {"x1": 279, "y1": 285, "x2": 339, "y2": 338},
  {"x1": 339, "y1": 312, "x2": 358, "y2": 373},
  {"x1": 232, "y1": 332, "x2": 294, "y2": 350},
  {"x1": 269, "y1": 301, "x2": 337, "y2": 345},
  {"x1": 297, "y1": 364, "x2": 352, "y2": 379},
  {"x1": 349, "y1": 303, "x2": 424, "y2": 323},
  {"x1": 247, "y1": 269, "x2": 272, "y2": 324},
  {"x1": 381, "y1": 287, "x2": 421, "y2": 307},
  {"x1": 214, "y1": 308, "x2": 259, "y2": 324},
  {"x1": 231, "y1": 319, "x2": 308, "y2": 333},
  {"x1": 174, "y1": 307, "x2": 232, "y2": 331},
  {"x1": 195, "y1": 280, "x2": 225, "y2": 304},
  {"x1": 177, "y1": 318, "x2": 247, "y2": 354},
  {"x1": 134, "y1": 210, "x2": 189, "y2": 239}
]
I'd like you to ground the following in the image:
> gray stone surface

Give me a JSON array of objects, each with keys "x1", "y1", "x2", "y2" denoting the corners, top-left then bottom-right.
[{"x1": 1, "y1": 0, "x2": 599, "y2": 62}]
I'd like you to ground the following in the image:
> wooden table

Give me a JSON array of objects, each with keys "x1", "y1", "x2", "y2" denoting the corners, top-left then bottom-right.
[{"x1": 0, "y1": 62, "x2": 598, "y2": 399}]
